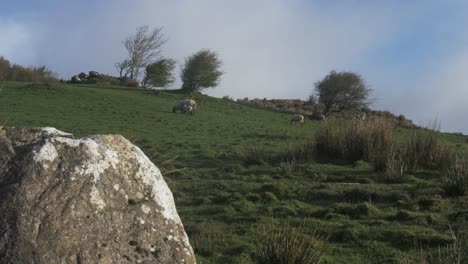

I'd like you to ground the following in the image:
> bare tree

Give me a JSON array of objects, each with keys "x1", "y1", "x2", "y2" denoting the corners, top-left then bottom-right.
[
  {"x1": 114, "y1": 59, "x2": 131, "y2": 79},
  {"x1": 118, "y1": 25, "x2": 167, "y2": 80}
]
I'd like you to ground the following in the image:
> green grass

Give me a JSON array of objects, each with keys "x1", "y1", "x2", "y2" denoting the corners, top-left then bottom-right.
[{"x1": 0, "y1": 81, "x2": 467, "y2": 263}]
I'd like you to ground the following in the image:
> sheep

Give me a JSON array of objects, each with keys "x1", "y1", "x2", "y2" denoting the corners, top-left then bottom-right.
[
  {"x1": 290, "y1": 114, "x2": 304, "y2": 126},
  {"x1": 172, "y1": 99, "x2": 197, "y2": 114},
  {"x1": 182, "y1": 105, "x2": 194, "y2": 115}
]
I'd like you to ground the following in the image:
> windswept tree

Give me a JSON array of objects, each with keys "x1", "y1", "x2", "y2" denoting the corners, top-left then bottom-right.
[
  {"x1": 181, "y1": 49, "x2": 223, "y2": 92},
  {"x1": 314, "y1": 70, "x2": 371, "y2": 113},
  {"x1": 116, "y1": 25, "x2": 167, "y2": 80},
  {"x1": 142, "y1": 58, "x2": 176, "y2": 88}
]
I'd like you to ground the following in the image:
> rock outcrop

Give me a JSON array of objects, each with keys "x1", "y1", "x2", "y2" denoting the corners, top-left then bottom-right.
[{"x1": 0, "y1": 127, "x2": 195, "y2": 264}]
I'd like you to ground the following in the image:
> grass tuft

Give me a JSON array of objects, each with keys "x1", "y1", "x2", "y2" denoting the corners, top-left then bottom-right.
[{"x1": 254, "y1": 220, "x2": 327, "y2": 264}]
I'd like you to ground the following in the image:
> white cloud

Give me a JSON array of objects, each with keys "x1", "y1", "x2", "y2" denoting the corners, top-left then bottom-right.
[{"x1": 0, "y1": 19, "x2": 36, "y2": 64}]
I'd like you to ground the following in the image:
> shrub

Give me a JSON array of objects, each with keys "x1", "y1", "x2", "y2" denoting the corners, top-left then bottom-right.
[
  {"x1": 253, "y1": 220, "x2": 327, "y2": 264},
  {"x1": 222, "y1": 95, "x2": 234, "y2": 101},
  {"x1": 0, "y1": 56, "x2": 58, "y2": 82},
  {"x1": 122, "y1": 78, "x2": 139, "y2": 87},
  {"x1": 442, "y1": 153, "x2": 468, "y2": 197}
]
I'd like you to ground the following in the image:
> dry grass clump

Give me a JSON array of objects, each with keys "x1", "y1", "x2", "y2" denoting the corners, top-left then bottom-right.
[
  {"x1": 315, "y1": 118, "x2": 394, "y2": 171},
  {"x1": 254, "y1": 220, "x2": 327, "y2": 264},
  {"x1": 403, "y1": 121, "x2": 448, "y2": 172},
  {"x1": 441, "y1": 153, "x2": 468, "y2": 197},
  {"x1": 239, "y1": 144, "x2": 271, "y2": 166}
]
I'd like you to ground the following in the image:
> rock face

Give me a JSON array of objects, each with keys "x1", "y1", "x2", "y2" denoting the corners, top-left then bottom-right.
[
  {"x1": 0, "y1": 127, "x2": 195, "y2": 264},
  {"x1": 89, "y1": 71, "x2": 100, "y2": 78},
  {"x1": 78, "y1": 72, "x2": 87, "y2": 79},
  {"x1": 71, "y1": 75, "x2": 81, "y2": 82}
]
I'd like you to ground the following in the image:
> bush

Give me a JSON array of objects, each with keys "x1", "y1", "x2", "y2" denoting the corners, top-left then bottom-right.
[
  {"x1": 253, "y1": 220, "x2": 326, "y2": 264},
  {"x1": 222, "y1": 95, "x2": 234, "y2": 101},
  {"x1": 0, "y1": 56, "x2": 58, "y2": 82},
  {"x1": 121, "y1": 78, "x2": 139, "y2": 87}
]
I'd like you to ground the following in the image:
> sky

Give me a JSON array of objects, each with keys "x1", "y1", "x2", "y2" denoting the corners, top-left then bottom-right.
[{"x1": 1, "y1": 0, "x2": 467, "y2": 133}]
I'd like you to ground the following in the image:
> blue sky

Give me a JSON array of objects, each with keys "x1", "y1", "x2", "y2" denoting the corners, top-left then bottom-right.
[{"x1": 1, "y1": 0, "x2": 467, "y2": 133}]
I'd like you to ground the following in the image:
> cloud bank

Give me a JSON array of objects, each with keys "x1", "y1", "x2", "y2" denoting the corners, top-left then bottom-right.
[{"x1": 1, "y1": 0, "x2": 467, "y2": 133}]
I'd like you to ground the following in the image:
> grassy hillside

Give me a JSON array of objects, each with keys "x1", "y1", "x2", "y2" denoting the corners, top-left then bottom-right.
[{"x1": 0, "y1": 82, "x2": 467, "y2": 263}]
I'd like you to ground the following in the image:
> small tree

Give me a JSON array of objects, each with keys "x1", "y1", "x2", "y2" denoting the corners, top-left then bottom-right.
[
  {"x1": 181, "y1": 49, "x2": 223, "y2": 92},
  {"x1": 142, "y1": 58, "x2": 176, "y2": 88},
  {"x1": 116, "y1": 25, "x2": 167, "y2": 80},
  {"x1": 314, "y1": 70, "x2": 371, "y2": 113}
]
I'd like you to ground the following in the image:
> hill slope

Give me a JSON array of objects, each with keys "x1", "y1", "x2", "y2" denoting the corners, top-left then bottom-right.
[{"x1": 0, "y1": 82, "x2": 467, "y2": 263}]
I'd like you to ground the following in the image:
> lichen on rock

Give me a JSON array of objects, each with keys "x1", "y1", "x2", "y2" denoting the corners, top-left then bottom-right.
[{"x1": 0, "y1": 127, "x2": 195, "y2": 264}]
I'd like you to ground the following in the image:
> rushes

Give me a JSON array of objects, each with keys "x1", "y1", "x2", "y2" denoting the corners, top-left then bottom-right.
[
  {"x1": 254, "y1": 220, "x2": 327, "y2": 264},
  {"x1": 441, "y1": 153, "x2": 467, "y2": 197},
  {"x1": 315, "y1": 118, "x2": 394, "y2": 171}
]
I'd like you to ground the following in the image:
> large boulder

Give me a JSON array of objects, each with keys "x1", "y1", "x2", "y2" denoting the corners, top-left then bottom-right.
[
  {"x1": 89, "y1": 71, "x2": 100, "y2": 78},
  {"x1": 0, "y1": 127, "x2": 195, "y2": 264},
  {"x1": 78, "y1": 72, "x2": 87, "y2": 79},
  {"x1": 71, "y1": 75, "x2": 81, "y2": 83}
]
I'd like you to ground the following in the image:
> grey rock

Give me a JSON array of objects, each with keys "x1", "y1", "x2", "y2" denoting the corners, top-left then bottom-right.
[
  {"x1": 71, "y1": 75, "x2": 81, "y2": 82},
  {"x1": 89, "y1": 71, "x2": 100, "y2": 78},
  {"x1": 0, "y1": 127, "x2": 195, "y2": 264},
  {"x1": 78, "y1": 72, "x2": 87, "y2": 79}
]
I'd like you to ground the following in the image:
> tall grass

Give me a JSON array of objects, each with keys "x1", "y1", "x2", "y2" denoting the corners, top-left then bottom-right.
[
  {"x1": 254, "y1": 220, "x2": 326, "y2": 264},
  {"x1": 240, "y1": 144, "x2": 270, "y2": 166},
  {"x1": 315, "y1": 118, "x2": 394, "y2": 171},
  {"x1": 403, "y1": 121, "x2": 448, "y2": 172},
  {"x1": 315, "y1": 119, "x2": 344, "y2": 160},
  {"x1": 441, "y1": 153, "x2": 468, "y2": 197},
  {"x1": 384, "y1": 150, "x2": 408, "y2": 181},
  {"x1": 276, "y1": 139, "x2": 315, "y2": 163},
  {"x1": 397, "y1": 226, "x2": 466, "y2": 264}
]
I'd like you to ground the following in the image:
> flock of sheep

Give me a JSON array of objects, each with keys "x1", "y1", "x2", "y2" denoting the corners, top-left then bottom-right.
[{"x1": 172, "y1": 99, "x2": 306, "y2": 126}]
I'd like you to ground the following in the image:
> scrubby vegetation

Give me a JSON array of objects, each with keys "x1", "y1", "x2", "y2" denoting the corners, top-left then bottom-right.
[
  {"x1": 0, "y1": 82, "x2": 467, "y2": 263},
  {"x1": 0, "y1": 57, "x2": 58, "y2": 82}
]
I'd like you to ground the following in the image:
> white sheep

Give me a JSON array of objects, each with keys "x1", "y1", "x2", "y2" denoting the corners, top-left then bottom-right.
[
  {"x1": 290, "y1": 114, "x2": 304, "y2": 126},
  {"x1": 182, "y1": 105, "x2": 194, "y2": 115},
  {"x1": 172, "y1": 99, "x2": 197, "y2": 114}
]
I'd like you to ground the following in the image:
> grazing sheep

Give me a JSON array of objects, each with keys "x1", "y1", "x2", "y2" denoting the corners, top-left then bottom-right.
[
  {"x1": 172, "y1": 99, "x2": 197, "y2": 114},
  {"x1": 290, "y1": 114, "x2": 304, "y2": 126},
  {"x1": 182, "y1": 105, "x2": 194, "y2": 115}
]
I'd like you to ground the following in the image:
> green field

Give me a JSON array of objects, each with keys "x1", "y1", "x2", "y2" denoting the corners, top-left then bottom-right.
[{"x1": 1, "y1": 82, "x2": 467, "y2": 263}]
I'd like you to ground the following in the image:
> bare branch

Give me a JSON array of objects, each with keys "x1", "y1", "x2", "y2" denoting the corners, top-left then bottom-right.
[{"x1": 120, "y1": 25, "x2": 167, "y2": 80}]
